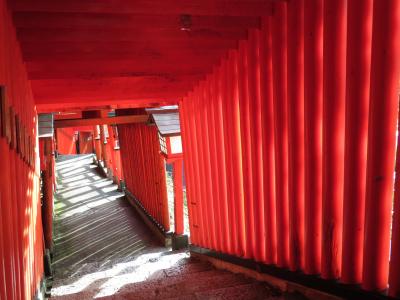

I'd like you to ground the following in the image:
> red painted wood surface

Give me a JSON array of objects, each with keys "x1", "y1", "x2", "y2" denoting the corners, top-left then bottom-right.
[
  {"x1": 215, "y1": 66, "x2": 230, "y2": 253},
  {"x1": 341, "y1": 0, "x2": 372, "y2": 285},
  {"x1": 172, "y1": 159, "x2": 184, "y2": 235},
  {"x1": 40, "y1": 137, "x2": 54, "y2": 250},
  {"x1": 10, "y1": 0, "x2": 273, "y2": 16},
  {"x1": 0, "y1": 1, "x2": 44, "y2": 298},
  {"x1": 321, "y1": 0, "x2": 347, "y2": 280},
  {"x1": 56, "y1": 127, "x2": 77, "y2": 155},
  {"x1": 178, "y1": 101, "x2": 196, "y2": 241},
  {"x1": 238, "y1": 40, "x2": 255, "y2": 259},
  {"x1": 8, "y1": 1, "x2": 266, "y2": 111},
  {"x1": 229, "y1": 50, "x2": 246, "y2": 257},
  {"x1": 78, "y1": 131, "x2": 94, "y2": 154},
  {"x1": 362, "y1": 0, "x2": 400, "y2": 292},
  {"x1": 179, "y1": 0, "x2": 400, "y2": 296},
  {"x1": 93, "y1": 125, "x2": 102, "y2": 161},
  {"x1": 259, "y1": 17, "x2": 277, "y2": 265},
  {"x1": 271, "y1": 2, "x2": 289, "y2": 268},
  {"x1": 118, "y1": 122, "x2": 170, "y2": 231},
  {"x1": 248, "y1": 29, "x2": 265, "y2": 262},
  {"x1": 390, "y1": 96, "x2": 400, "y2": 297},
  {"x1": 303, "y1": 0, "x2": 323, "y2": 275},
  {"x1": 287, "y1": 0, "x2": 305, "y2": 272},
  {"x1": 206, "y1": 76, "x2": 223, "y2": 252},
  {"x1": 3, "y1": 0, "x2": 400, "y2": 298}
]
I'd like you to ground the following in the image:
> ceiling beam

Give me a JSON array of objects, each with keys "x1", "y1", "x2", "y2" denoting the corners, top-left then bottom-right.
[
  {"x1": 21, "y1": 47, "x2": 229, "y2": 62},
  {"x1": 16, "y1": 27, "x2": 248, "y2": 43},
  {"x1": 37, "y1": 100, "x2": 177, "y2": 113},
  {"x1": 11, "y1": 0, "x2": 274, "y2": 17},
  {"x1": 19, "y1": 40, "x2": 239, "y2": 54},
  {"x1": 54, "y1": 114, "x2": 149, "y2": 128},
  {"x1": 31, "y1": 76, "x2": 199, "y2": 103},
  {"x1": 26, "y1": 60, "x2": 218, "y2": 79},
  {"x1": 12, "y1": 12, "x2": 260, "y2": 30}
]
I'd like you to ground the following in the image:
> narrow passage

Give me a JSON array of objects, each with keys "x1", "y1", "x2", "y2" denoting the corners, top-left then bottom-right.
[{"x1": 50, "y1": 154, "x2": 298, "y2": 300}]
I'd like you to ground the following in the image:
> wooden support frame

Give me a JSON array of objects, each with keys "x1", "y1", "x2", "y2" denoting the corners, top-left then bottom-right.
[
  {"x1": 0, "y1": 86, "x2": 11, "y2": 144},
  {"x1": 54, "y1": 114, "x2": 149, "y2": 128},
  {"x1": 9, "y1": 107, "x2": 16, "y2": 150},
  {"x1": 15, "y1": 115, "x2": 21, "y2": 155}
]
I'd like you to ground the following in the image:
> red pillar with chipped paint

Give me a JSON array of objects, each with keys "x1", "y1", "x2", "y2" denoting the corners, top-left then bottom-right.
[
  {"x1": 363, "y1": 0, "x2": 400, "y2": 291},
  {"x1": 321, "y1": 0, "x2": 347, "y2": 280}
]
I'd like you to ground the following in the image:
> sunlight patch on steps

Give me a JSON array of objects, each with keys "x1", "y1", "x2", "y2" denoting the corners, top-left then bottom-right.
[{"x1": 51, "y1": 251, "x2": 189, "y2": 297}]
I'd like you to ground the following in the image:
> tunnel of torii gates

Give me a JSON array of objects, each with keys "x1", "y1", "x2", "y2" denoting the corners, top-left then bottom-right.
[{"x1": 2, "y1": 0, "x2": 400, "y2": 299}]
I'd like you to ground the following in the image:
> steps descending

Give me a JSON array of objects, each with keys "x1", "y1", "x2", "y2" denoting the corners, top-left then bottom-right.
[
  {"x1": 50, "y1": 154, "x2": 299, "y2": 300},
  {"x1": 51, "y1": 251, "x2": 285, "y2": 300}
]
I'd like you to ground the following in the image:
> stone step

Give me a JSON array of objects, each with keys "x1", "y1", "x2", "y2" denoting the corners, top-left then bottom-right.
[
  {"x1": 194, "y1": 281, "x2": 285, "y2": 300},
  {"x1": 51, "y1": 267, "x2": 230, "y2": 299},
  {"x1": 93, "y1": 270, "x2": 255, "y2": 300},
  {"x1": 50, "y1": 252, "x2": 223, "y2": 299}
]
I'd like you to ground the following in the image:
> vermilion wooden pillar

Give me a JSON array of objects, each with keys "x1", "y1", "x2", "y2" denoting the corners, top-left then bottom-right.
[
  {"x1": 389, "y1": 96, "x2": 400, "y2": 297},
  {"x1": 0, "y1": 134, "x2": 17, "y2": 299},
  {"x1": 188, "y1": 92, "x2": 203, "y2": 245},
  {"x1": 224, "y1": 54, "x2": 241, "y2": 255},
  {"x1": 304, "y1": 0, "x2": 323, "y2": 275},
  {"x1": 272, "y1": 1, "x2": 289, "y2": 268},
  {"x1": 193, "y1": 86, "x2": 212, "y2": 249},
  {"x1": 341, "y1": 0, "x2": 372, "y2": 285},
  {"x1": 229, "y1": 50, "x2": 246, "y2": 257},
  {"x1": 260, "y1": 17, "x2": 277, "y2": 265},
  {"x1": 363, "y1": 0, "x2": 400, "y2": 291},
  {"x1": 93, "y1": 125, "x2": 102, "y2": 161},
  {"x1": 220, "y1": 62, "x2": 235, "y2": 254},
  {"x1": 321, "y1": 0, "x2": 347, "y2": 280},
  {"x1": 206, "y1": 77, "x2": 223, "y2": 252},
  {"x1": 189, "y1": 92, "x2": 206, "y2": 246},
  {"x1": 0, "y1": 191, "x2": 5, "y2": 300},
  {"x1": 9, "y1": 121, "x2": 22, "y2": 300},
  {"x1": 198, "y1": 81, "x2": 217, "y2": 250},
  {"x1": 172, "y1": 159, "x2": 184, "y2": 235},
  {"x1": 179, "y1": 101, "x2": 196, "y2": 241},
  {"x1": 100, "y1": 125, "x2": 108, "y2": 165},
  {"x1": 42, "y1": 137, "x2": 54, "y2": 251},
  {"x1": 287, "y1": 0, "x2": 305, "y2": 272},
  {"x1": 238, "y1": 40, "x2": 255, "y2": 259},
  {"x1": 248, "y1": 29, "x2": 265, "y2": 262}
]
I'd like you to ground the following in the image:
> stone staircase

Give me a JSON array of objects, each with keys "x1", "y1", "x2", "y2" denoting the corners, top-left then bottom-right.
[
  {"x1": 50, "y1": 250, "x2": 291, "y2": 300},
  {"x1": 50, "y1": 155, "x2": 305, "y2": 300}
]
